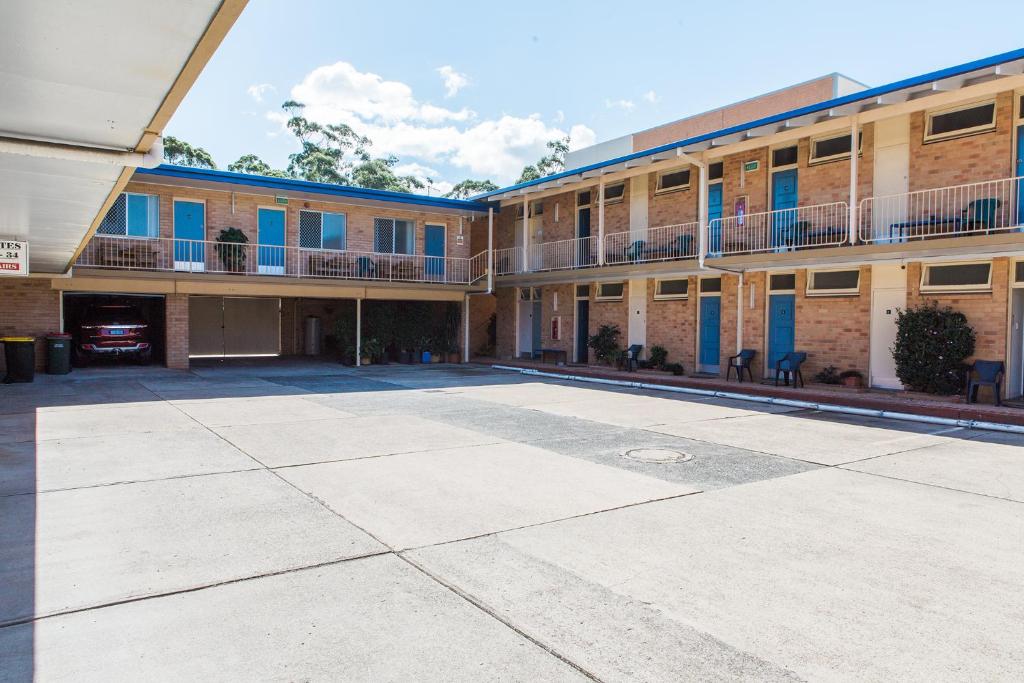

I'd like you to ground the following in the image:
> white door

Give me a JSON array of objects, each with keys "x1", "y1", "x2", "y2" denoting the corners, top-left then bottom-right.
[
  {"x1": 517, "y1": 299, "x2": 533, "y2": 358},
  {"x1": 870, "y1": 288, "x2": 905, "y2": 389},
  {"x1": 872, "y1": 116, "x2": 910, "y2": 240},
  {"x1": 1010, "y1": 290, "x2": 1024, "y2": 398},
  {"x1": 627, "y1": 279, "x2": 647, "y2": 353}
]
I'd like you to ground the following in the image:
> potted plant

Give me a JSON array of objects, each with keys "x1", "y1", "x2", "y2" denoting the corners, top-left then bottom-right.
[
  {"x1": 446, "y1": 342, "x2": 460, "y2": 364},
  {"x1": 587, "y1": 324, "x2": 621, "y2": 366},
  {"x1": 814, "y1": 365, "x2": 841, "y2": 385},
  {"x1": 418, "y1": 335, "x2": 434, "y2": 364},
  {"x1": 649, "y1": 345, "x2": 668, "y2": 370},
  {"x1": 665, "y1": 362, "x2": 685, "y2": 376},
  {"x1": 361, "y1": 337, "x2": 384, "y2": 364},
  {"x1": 840, "y1": 370, "x2": 864, "y2": 389},
  {"x1": 214, "y1": 227, "x2": 248, "y2": 273}
]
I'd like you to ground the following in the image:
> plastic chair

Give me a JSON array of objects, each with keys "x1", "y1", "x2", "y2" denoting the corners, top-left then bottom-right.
[
  {"x1": 624, "y1": 241, "x2": 646, "y2": 262},
  {"x1": 966, "y1": 360, "x2": 1004, "y2": 406},
  {"x1": 677, "y1": 234, "x2": 694, "y2": 257},
  {"x1": 619, "y1": 344, "x2": 643, "y2": 372},
  {"x1": 962, "y1": 198, "x2": 1001, "y2": 231},
  {"x1": 727, "y1": 349, "x2": 756, "y2": 383},
  {"x1": 355, "y1": 255, "x2": 376, "y2": 278},
  {"x1": 774, "y1": 351, "x2": 807, "y2": 387}
]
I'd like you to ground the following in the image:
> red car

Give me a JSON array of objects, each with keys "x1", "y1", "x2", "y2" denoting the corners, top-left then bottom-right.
[{"x1": 75, "y1": 304, "x2": 152, "y2": 365}]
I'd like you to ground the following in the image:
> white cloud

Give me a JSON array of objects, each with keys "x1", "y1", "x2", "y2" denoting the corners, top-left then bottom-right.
[
  {"x1": 567, "y1": 124, "x2": 597, "y2": 151},
  {"x1": 643, "y1": 90, "x2": 660, "y2": 104},
  {"x1": 436, "y1": 65, "x2": 469, "y2": 98},
  {"x1": 605, "y1": 98, "x2": 636, "y2": 111},
  {"x1": 246, "y1": 83, "x2": 275, "y2": 103},
  {"x1": 553, "y1": 110, "x2": 565, "y2": 124},
  {"x1": 394, "y1": 162, "x2": 453, "y2": 196},
  {"x1": 279, "y1": 61, "x2": 595, "y2": 184}
]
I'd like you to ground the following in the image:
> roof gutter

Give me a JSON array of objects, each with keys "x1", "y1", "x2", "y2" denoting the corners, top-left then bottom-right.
[{"x1": 0, "y1": 136, "x2": 164, "y2": 169}]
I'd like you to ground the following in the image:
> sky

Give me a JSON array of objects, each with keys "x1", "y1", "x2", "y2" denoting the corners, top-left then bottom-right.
[{"x1": 167, "y1": 0, "x2": 1024, "y2": 195}]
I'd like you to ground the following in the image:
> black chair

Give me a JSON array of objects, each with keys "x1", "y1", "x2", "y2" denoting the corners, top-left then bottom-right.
[
  {"x1": 774, "y1": 351, "x2": 807, "y2": 387},
  {"x1": 727, "y1": 349, "x2": 756, "y2": 383},
  {"x1": 619, "y1": 344, "x2": 643, "y2": 372},
  {"x1": 966, "y1": 360, "x2": 1004, "y2": 406}
]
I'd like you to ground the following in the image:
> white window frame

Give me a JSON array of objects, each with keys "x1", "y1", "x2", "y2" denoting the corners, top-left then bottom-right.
[
  {"x1": 654, "y1": 278, "x2": 689, "y2": 300},
  {"x1": 809, "y1": 130, "x2": 862, "y2": 165},
  {"x1": 924, "y1": 99, "x2": 997, "y2": 143},
  {"x1": 595, "y1": 281, "x2": 625, "y2": 301},
  {"x1": 602, "y1": 182, "x2": 625, "y2": 205},
  {"x1": 707, "y1": 160, "x2": 725, "y2": 184},
  {"x1": 374, "y1": 217, "x2": 416, "y2": 255},
  {"x1": 920, "y1": 261, "x2": 993, "y2": 293},
  {"x1": 530, "y1": 200, "x2": 544, "y2": 217},
  {"x1": 769, "y1": 144, "x2": 799, "y2": 171},
  {"x1": 576, "y1": 189, "x2": 592, "y2": 208},
  {"x1": 806, "y1": 268, "x2": 861, "y2": 297},
  {"x1": 103, "y1": 192, "x2": 160, "y2": 239},
  {"x1": 299, "y1": 209, "x2": 347, "y2": 251},
  {"x1": 768, "y1": 271, "x2": 796, "y2": 293},
  {"x1": 699, "y1": 276, "x2": 722, "y2": 296},
  {"x1": 655, "y1": 168, "x2": 691, "y2": 195},
  {"x1": 519, "y1": 286, "x2": 541, "y2": 301}
]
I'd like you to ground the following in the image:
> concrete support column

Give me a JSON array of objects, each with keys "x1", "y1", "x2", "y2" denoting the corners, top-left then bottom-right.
[
  {"x1": 698, "y1": 162, "x2": 708, "y2": 267},
  {"x1": 736, "y1": 272, "x2": 744, "y2": 353},
  {"x1": 849, "y1": 116, "x2": 859, "y2": 245},
  {"x1": 463, "y1": 295, "x2": 470, "y2": 363},
  {"x1": 523, "y1": 196, "x2": 530, "y2": 272},
  {"x1": 355, "y1": 298, "x2": 362, "y2": 367},
  {"x1": 487, "y1": 207, "x2": 494, "y2": 289},
  {"x1": 165, "y1": 294, "x2": 190, "y2": 370},
  {"x1": 597, "y1": 179, "x2": 606, "y2": 266}
]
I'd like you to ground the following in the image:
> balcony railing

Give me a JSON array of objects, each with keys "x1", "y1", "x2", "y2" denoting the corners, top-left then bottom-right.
[
  {"x1": 709, "y1": 202, "x2": 849, "y2": 256},
  {"x1": 494, "y1": 246, "x2": 525, "y2": 275},
  {"x1": 605, "y1": 222, "x2": 699, "y2": 265},
  {"x1": 858, "y1": 176, "x2": 1024, "y2": 243},
  {"x1": 76, "y1": 236, "x2": 488, "y2": 285},
  {"x1": 528, "y1": 236, "x2": 598, "y2": 271}
]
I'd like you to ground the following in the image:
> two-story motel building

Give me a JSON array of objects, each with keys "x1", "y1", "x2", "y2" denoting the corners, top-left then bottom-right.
[{"x1": 3, "y1": 47, "x2": 1024, "y2": 398}]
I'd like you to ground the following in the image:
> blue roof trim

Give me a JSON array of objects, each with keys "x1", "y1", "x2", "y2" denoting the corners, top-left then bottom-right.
[
  {"x1": 134, "y1": 165, "x2": 492, "y2": 213},
  {"x1": 473, "y1": 47, "x2": 1024, "y2": 200}
]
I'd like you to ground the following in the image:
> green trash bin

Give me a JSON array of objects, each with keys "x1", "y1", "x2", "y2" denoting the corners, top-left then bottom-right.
[
  {"x1": 46, "y1": 333, "x2": 72, "y2": 375},
  {"x1": 1, "y1": 337, "x2": 36, "y2": 384}
]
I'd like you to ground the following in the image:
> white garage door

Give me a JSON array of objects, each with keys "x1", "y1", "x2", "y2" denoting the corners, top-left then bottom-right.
[{"x1": 188, "y1": 296, "x2": 281, "y2": 357}]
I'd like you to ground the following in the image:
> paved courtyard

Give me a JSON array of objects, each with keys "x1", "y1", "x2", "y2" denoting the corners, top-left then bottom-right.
[{"x1": 2, "y1": 360, "x2": 1023, "y2": 680}]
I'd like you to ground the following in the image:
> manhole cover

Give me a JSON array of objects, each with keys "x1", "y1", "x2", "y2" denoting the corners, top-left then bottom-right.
[{"x1": 621, "y1": 448, "x2": 693, "y2": 464}]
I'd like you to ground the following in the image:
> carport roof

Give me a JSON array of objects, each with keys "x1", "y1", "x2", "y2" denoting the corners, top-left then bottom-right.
[{"x1": 133, "y1": 165, "x2": 495, "y2": 215}]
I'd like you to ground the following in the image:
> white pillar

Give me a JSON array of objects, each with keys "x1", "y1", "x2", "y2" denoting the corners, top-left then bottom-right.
[
  {"x1": 463, "y1": 295, "x2": 470, "y2": 363},
  {"x1": 849, "y1": 117, "x2": 859, "y2": 245},
  {"x1": 698, "y1": 162, "x2": 708, "y2": 267},
  {"x1": 523, "y1": 196, "x2": 530, "y2": 271},
  {"x1": 355, "y1": 298, "x2": 362, "y2": 367},
  {"x1": 597, "y1": 179, "x2": 606, "y2": 266},
  {"x1": 736, "y1": 272, "x2": 744, "y2": 353},
  {"x1": 487, "y1": 207, "x2": 494, "y2": 289}
]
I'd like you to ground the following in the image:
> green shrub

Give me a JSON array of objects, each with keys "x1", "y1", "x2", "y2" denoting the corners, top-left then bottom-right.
[
  {"x1": 588, "y1": 324, "x2": 621, "y2": 365},
  {"x1": 649, "y1": 345, "x2": 668, "y2": 369},
  {"x1": 814, "y1": 365, "x2": 841, "y2": 385},
  {"x1": 214, "y1": 227, "x2": 248, "y2": 272},
  {"x1": 893, "y1": 301, "x2": 975, "y2": 395},
  {"x1": 664, "y1": 362, "x2": 685, "y2": 376}
]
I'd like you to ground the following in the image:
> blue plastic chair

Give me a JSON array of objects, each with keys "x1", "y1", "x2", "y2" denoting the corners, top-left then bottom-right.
[
  {"x1": 774, "y1": 351, "x2": 807, "y2": 387},
  {"x1": 727, "y1": 349, "x2": 756, "y2": 383},
  {"x1": 967, "y1": 360, "x2": 1004, "y2": 406}
]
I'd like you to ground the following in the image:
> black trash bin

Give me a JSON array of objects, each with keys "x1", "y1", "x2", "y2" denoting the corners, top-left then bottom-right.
[
  {"x1": 1, "y1": 337, "x2": 36, "y2": 383},
  {"x1": 46, "y1": 333, "x2": 72, "y2": 375}
]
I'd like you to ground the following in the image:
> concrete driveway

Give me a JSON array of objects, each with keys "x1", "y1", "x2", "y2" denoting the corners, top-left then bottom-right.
[{"x1": 2, "y1": 360, "x2": 1023, "y2": 681}]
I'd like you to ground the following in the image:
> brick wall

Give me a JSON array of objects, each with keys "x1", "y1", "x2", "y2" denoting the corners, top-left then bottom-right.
[
  {"x1": 908, "y1": 91, "x2": 1015, "y2": 191},
  {"x1": 540, "y1": 284, "x2": 574, "y2": 357},
  {"x1": 0, "y1": 279, "x2": 60, "y2": 372},
  {"x1": 906, "y1": 258, "x2": 1010, "y2": 363},
  {"x1": 588, "y1": 286, "x2": 629, "y2": 363},
  {"x1": 793, "y1": 267, "x2": 872, "y2": 379},
  {"x1": 647, "y1": 173, "x2": 699, "y2": 228},
  {"x1": 739, "y1": 272, "x2": 767, "y2": 378},
  {"x1": 645, "y1": 277, "x2": 696, "y2": 371},
  {"x1": 494, "y1": 287, "x2": 517, "y2": 359},
  {"x1": 165, "y1": 294, "x2": 189, "y2": 369}
]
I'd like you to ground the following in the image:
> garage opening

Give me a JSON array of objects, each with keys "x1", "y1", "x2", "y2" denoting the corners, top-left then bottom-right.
[
  {"x1": 189, "y1": 296, "x2": 281, "y2": 358},
  {"x1": 62, "y1": 293, "x2": 166, "y2": 366}
]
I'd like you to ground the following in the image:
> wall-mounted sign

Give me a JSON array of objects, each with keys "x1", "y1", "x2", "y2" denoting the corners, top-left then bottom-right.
[
  {"x1": 551, "y1": 316, "x2": 561, "y2": 341},
  {"x1": 734, "y1": 196, "x2": 748, "y2": 227},
  {"x1": 743, "y1": 160, "x2": 760, "y2": 173},
  {"x1": 0, "y1": 240, "x2": 28, "y2": 276},
  {"x1": 275, "y1": 195, "x2": 289, "y2": 205}
]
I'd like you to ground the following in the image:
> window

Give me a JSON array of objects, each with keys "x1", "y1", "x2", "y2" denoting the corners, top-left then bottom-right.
[
  {"x1": 810, "y1": 132, "x2": 862, "y2": 164},
  {"x1": 577, "y1": 190, "x2": 592, "y2": 207},
  {"x1": 97, "y1": 193, "x2": 159, "y2": 238},
  {"x1": 596, "y1": 282, "x2": 624, "y2": 300},
  {"x1": 771, "y1": 146, "x2": 798, "y2": 168},
  {"x1": 700, "y1": 277, "x2": 722, "y2": 294},
  {"x1": 530, "y1": 200, "x2": 544, "y2": 217},
  {"x1": 925, "y1": 100, "x2": 996, "y2": 142},
  {"x1": 603, "y1": 183, "x2": 625, "y2": 204},
  {"x1": 520, "y1": 287, "x2": 541, "y2": 301},
  {"x1": 769, "y1": 273, "x2": 796, "y2": 291},
  {"x1": 575, "y1": 284, "x2": 590, "y2": 298},
  {"x1": 656, "y1": 169, "x2": 690, "y2": 193},
  {"x1": 921, "y1": 262, "x2": 992, "y2": 292},
  {"x1": 1015, "y1": 261, "x2": 1024, "y2": 284},
  {"x1": 807, "y1": 269, "x2": 861, "y2": 296},
  {"x1": 708, "y1": 161, "x2": 724, "y2": 181},
  {"x1": 373, "y1": 218, "x2": 415, "y2": 254},
  {"x1": 299, "y1": 210, "x2": 347, "y2": 251},
  {"x1": 655, "y1": 279, "x2": 689, "y2": 299}
]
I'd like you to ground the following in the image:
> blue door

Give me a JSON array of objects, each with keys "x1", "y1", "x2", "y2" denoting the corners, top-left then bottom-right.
[
  {"x1": 699, "y1": 296, "x2": 721, "y2": 370},
  {"x1": 258, "y1": 208, "x2": 286, "y2": 274},
  {"x1": 577, "y1": 207, "x2": 592, "y2": 265},
  {"x1": 425, "y1": 224, "x2": 445, "y2": 279},
  {"x1": 768, "y1": 294, "x2": 795, "y2": 370},
  {"x1": 576, "y1": 299, "x2": 589, "y2": 363},
  {"x1": 707, "y1": 184, "x2": 723, "y2": 255},
  {"x1": 771, "y1": 170, "x2": 799, "y2": 250},
  {"x1": 173, "y1": 201, "x2": 205, "y2": 270},
  {"x1": 1016, "y1": 125, "x2": 1024, "y2": 227}
]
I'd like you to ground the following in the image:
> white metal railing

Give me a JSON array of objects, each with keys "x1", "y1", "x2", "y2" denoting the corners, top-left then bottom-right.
[
  {"x1": 76, "y1": 236, "x2": 486, "y2": 285},
  {"x1": 605, "y1": 222, "x2": 699, "y2": 265},
  {"x1": 528, "y1": 236, "x2": 598, "y2": 271},
  {"x1": 858, "y1": 176, "x2": 1024, "y2": 243},
  {"x1": 494, "y1": 246, "x2": 525, "y2": 275},
  {"x1": 709, "y1": 202, "x2": 849, "y2": 256}
]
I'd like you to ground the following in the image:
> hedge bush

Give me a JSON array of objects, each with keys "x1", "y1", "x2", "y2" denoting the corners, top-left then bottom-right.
[
  {"x1": 588, "y1": 324, "x2": 621, "y2": 365},
  {"x1": 892, "y1": 301, "x2": 975, "y2": 395}
]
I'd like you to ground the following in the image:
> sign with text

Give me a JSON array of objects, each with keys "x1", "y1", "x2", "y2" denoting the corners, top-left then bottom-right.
[{"x1": 0, "y1": 240, "x2": 28, "y2": 276}]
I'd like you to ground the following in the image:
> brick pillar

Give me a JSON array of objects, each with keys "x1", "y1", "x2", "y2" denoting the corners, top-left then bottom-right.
[{"x1": 165, "y1": 294, "x2": 189, "y2": 369}]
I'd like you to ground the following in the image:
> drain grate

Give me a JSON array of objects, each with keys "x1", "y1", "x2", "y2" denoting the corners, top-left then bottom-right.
[{"x1": 621, "y1": 448, "x2": 693, "y2": 464}]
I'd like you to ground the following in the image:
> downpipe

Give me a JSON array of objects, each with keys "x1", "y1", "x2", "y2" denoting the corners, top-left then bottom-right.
[{"x1": 491, "y1": 365, "x2": 1024, "y2": 435}]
